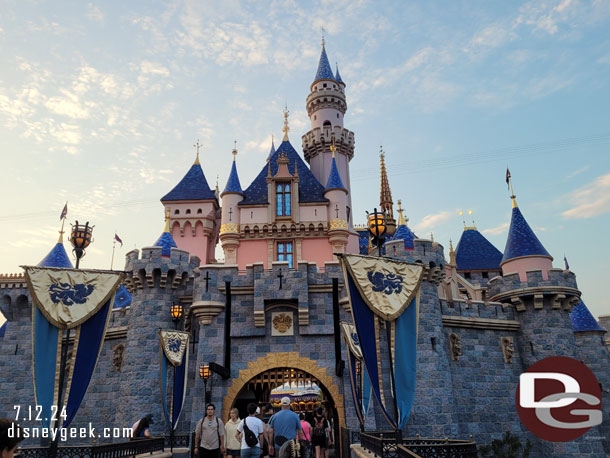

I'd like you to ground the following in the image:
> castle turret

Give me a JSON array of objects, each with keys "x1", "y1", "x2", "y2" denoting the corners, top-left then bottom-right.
[
  {"x1": 454, "y1": 224, "x2": 502, "y2": 286},
  {"x1": 500, "y1": 182, "x2": 553, "y2": 280},
  {"x1": 302, "y1": 40, "x2": 355, "y2": 226},
  {"x1": 161, "y1": 144, "x2": 219, "y2": 264},
  {"x1": 154, "y1": 208, "x2": 178, "y2": 256},
  {"x1": 220, "y1": 146, "x2": 244, "y2": 264},
  {"x1": 325, "y1": 145, "x2": 349, "y2": 256}
]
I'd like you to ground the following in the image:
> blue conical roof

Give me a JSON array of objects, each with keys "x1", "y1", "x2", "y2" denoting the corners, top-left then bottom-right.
[
  {"x1": 355, "y1": 228, "x2": 369, "y2": 255},
  {"x1": 267, "y1": 139, "x2": 276, "y2": 161},
  {"x1": 154, "y1": 232, "x2": 177, "y2": 257},
  {"x1": 502, "y1": 206, "x2": 551, "y2": 263},
  {"x1": 325, "y1": 156, "x2": 346, "y2": 191},
  {"x1": 240, "y1": 140, "x2": 328, "y2": 205},
  {"x1": 113, "y1": 284, "x2": 132, "y2": 309},
  {"x1": 570, "y1": 301, "x2": 605, "y2": 332},
  {"x1": 456, "y1": 228, "x2": 503, "y2": 271},
  {"x1": 222, "y1": 160, "x2": 243, "y2": 195},
  {"x1": 335, "y1": 64, "x2": 344, "y2": 85},
  {"x1": 161, "y1": 163, "x2": 216, "y2": 202},
  {"x1": 38, "y1": 241, "x2": 73, "y2": 268},
  {"x1": 391, "y1": 224, "x2": 416, "y2": 250},
  {"x1": 313, "y1": 45, "x2": 335, "y2": 84}
]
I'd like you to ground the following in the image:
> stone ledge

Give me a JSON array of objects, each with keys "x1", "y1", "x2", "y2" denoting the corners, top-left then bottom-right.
[
  {"x1": 106, "y1": 326, "x2": 128, "y2": 339},
  {"x1": 309, "y1": 283, "x2": 344, "y2": 293},
  {"x1": 489, "y1": 285, "x2": 580, "y2": 302},
  {"x1": 218, "y1": 285, "x2": 254, "y2": 295},
  {"x1": 442, "y1": 316, "x2": 520, "y2": 331}
]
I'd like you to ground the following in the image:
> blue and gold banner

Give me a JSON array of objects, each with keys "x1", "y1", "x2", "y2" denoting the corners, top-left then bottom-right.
[
  {"x1": 340, "y1": 254, "x2": 423, "y2": 429},
  {"x1": 159, "y1": 330, "x2": 189, "y2": 430},
  {"x1": 24, "y1": 266, "x2": 123, "y2": 429},
  {"x1": 341, "y1": 323, "x2": 372, "y2": 426}
]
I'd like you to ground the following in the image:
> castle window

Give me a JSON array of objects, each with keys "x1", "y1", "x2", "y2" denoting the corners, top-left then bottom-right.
[
  {"x1": 276, "y1": 182, "x2": 291, "y2": 217},
  {"x1": 337, "y1": 113, "x2": 339, "y2": 118},
  {"x1": 277, "y1": 241, "x2": 293, "y2": 268},
  {"x1": 323, "y1": 83, "x2": 327, "y2": 88},
  {"x1": 323, "y1": 121, "x2": 331, "y2": 128},
  {"x1": 186, "y1": 209, "x2": 191, "y2": 215},
  {"x1": 174, "y1": 209, "x2": 180, "y2": 215},
  {"x1": 314, "y1": 115, "x2": 317, "y2": 120},
  {"x1": 482, "y1": 271, "x2": 488, "y2": 279},
  {"x1": 464, "y1": 272, "x2": 471, "y2": 280},
  {"x1": 197, "y1": 209, "x2": 202, "y2": 214}
]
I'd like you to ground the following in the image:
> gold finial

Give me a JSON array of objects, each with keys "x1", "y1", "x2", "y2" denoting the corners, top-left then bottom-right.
[
  {"x1": 469, "y1": 210, "x2": 477, "y2": 229},
  {"x1": 397, "y1": 199, "x2": 407, "y2": 226},
  {"x1": 282, "y1": 105, "x2": 290, "y2": 141},
  {"x1": 507, "y1": 167, "x2": 518, "y2": 208},
  {"x1": 163, "y1": 207, "x2": 171, "y2": 232},
  {"x1": 459, "y1": 211, "x2": 466, "y2": 228},
  {"x1": 430, "y1": 232, "x2": 434, "y2": 242},
  {"x1": 330, "y1": 137, "x2": 336, "y2": 157},
  {"x1": 58, "y1": 202, "x2": 67, "y2": 243},
  {"x1": 193, "y1": 139, "x2": 202, "y2": 165},
  {"x1": 232, "y1": 141, "x2": 238, "y2": 161}
]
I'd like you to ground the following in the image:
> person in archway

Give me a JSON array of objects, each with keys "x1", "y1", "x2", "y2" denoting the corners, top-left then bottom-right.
[
  {"x1": 268, "y1": 397, "x2": 303, "y2": 456},
  {"x1": 195, "y1": 404, "x2": 226, "y2": 458},
  {"x1": 298, "y1": 413, "x2": 311, "y2": 456},
  {"x1": 311, "y1": 408, "x2": 331, "y2": 458}
]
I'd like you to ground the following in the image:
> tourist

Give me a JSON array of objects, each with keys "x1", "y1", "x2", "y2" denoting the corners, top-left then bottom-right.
[
  {"x1": 260, "y1": 404, "x2": 274, "y2": 458},
  {"x1": 236, "y1": 403, "x2": 264, "y2": 458},
  {"x1": 225, "y1": 408, "x2": 241, "y2": 458},
  {"x1": 299, "y1": 413, "x2": 311, "y2": 454},
  {"x1": 311, "y1": 408, "x2": 330, "y2": 458},
  {"x1": 131, "y1": 414, "x2": 154, "y2": 438},
  {"x1": 0, "y1": 419, "x2": 23, "y2": 458},
  {"x1": 268, "y1": 397, "x2": 303, "y2": 456},
  {"x1": 195, "y1": 404, "x2": 226, "y2": 458}
]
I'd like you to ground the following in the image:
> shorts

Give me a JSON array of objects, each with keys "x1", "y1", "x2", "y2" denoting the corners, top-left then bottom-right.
[{"x1": 227, "y1": 449, "x2": 241, "y2": 457}]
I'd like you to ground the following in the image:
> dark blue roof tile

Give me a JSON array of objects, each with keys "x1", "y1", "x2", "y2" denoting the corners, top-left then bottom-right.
[
  {"x1": 154, "y1": 231, "x2": 177, "y2": 257},
  {"x1": 38, "y1": 242, "x2": 73, "y2": 268},
  {"x1": 502, "y1": 207, "x2": 551, "y2": 263},
  {"x1": 240, "y1": 140, "x2": 328, "y2": 205},
  {"x1": 570, "y1": 301, "x2": 605, "y2": 332},
  {"x1": 456, "y1": 228, "x2": 503, "y2": 271},
  {"x1": 313, "y1": 46, "x2": 335, "y2": 83},
  {"x1": 113, "y1": 284, "x2": 132, "y2": 309},
  {"x1": 335, "y1": 64, "x2": 344, "y2": 85},
  {"x1": 325, "y1": 156, "x2": 346, "y2": 191},
  {"x1": 391, "y1": 224, "x2": 416, "y2": 250},
  {"x1": 355, "y1": 228, "x2": 369, "y2": 255},
  {"x1": 161, "y1": 163, "x2": 216, "y2": 202},
  {"x1": 223, "y1": 160, "x2": 243, "y2": 195}
]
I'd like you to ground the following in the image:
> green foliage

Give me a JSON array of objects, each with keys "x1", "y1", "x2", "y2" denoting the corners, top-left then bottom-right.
[{"x1": 479, "y1": 432, "x2": 532, "y2": 458}]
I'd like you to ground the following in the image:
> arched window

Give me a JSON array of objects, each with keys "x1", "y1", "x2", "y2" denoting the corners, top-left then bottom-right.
[
  {"x1": 323, "y1": 121, "x2": 331, "y2": 128},
  {"x1": 174, "y1": 209, "x2": 180, "y2": 215},
  {"x1": 186, "y1": 209, "x2": 191, "y2": 215},
  {"x1": 276, "y1": 182, "x2": 291, "y2": 217},
  {"x1": 197, "y1": 209, "x2": 203, "y2": 214}
]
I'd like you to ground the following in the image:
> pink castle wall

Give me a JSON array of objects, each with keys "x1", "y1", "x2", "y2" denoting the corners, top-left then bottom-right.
[
  {"x1": 237, "y1": 239, "x2": 268, "y2": 270},
  {"x1": 502, "y1": 256, "x2": 553, "y2": 281},
  {"x1": 171, "y1": 221, "x2": 208, "y2": 265},
  {"x1": 302, "y1": 238, "x2": 334, "y2": 267}
]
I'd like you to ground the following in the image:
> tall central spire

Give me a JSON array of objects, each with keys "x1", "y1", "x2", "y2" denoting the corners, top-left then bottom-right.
[
  {"x1": 379, "y1": 147, "x2": 393, "y2": 216},
  {"x1": 282, "y1": 105, "x2": 290, "y2": 141}
]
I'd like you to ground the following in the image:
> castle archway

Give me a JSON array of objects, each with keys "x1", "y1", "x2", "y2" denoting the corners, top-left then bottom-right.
[{"x1": 222, "y1": 352, "x2": 345, "y2": 443}]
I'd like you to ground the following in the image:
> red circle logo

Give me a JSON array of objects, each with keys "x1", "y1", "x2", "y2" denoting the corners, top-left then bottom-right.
[{"x1": 516, "y1": 356, "x2": 602, "y2": 442}]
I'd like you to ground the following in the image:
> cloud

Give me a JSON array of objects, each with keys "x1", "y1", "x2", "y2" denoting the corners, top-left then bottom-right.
[
  {"x1": 140, "y1": 61, "x2": 170, "y2": 77},
  {"x1": 414, "y1": 210, "x2": 453, "y2": 233},
  {"x1": 482, "y1": 222, "x2": 510, "y2": 235},
  {"x1": 87, "y1": 3, "x2": 104, "y2": 23},
  {"x1": 566, "y1": 165, "x2": 589, "y2": 179},
  {"x1": 45, "y1": 91, "x2": 91, "y2": 119},
  {"x1": 562, "y1": 173, "x2": 610, "y2": 218}
]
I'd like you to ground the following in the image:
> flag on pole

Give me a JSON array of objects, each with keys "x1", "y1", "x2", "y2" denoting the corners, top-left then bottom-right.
[
  {"x1": 564, "y1": 255, "x2": 570, "y2": 271},
  {"x1": 506, "y1": 168, "x2": 511, "y2": 190},
  {"x1": 114, "y1": 233, "x2": 123, "y2": 247},
  {"x1": 60, "y1": 203, "x2": 68, "y2": 220}
]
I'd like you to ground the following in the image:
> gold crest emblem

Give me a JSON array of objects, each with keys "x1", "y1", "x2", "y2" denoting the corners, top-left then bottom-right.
[{"x1": 272, "y1": 313, "x2": 293, "y2": 333}]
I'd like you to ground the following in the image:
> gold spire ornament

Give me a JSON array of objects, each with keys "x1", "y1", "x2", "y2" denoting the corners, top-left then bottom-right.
[
  {"x1": 193, "y1": 139, "x2": 202, "y2": 165},
  {"x1": 282, "y1": 106, "x2": 290, "y2": 141},
  {"x1": 397, "y1": 199, "x2": 408, "y2": 226},
  {"x1": 449, "y1": 239, "x2": 456, "y2": 265},
  {"x1": 164, "y1": 208, "x2": 171, "y2": 232},
  {"x1": 506, "y1": 168, "x2": 518, "y2": 208},
  {"x1": 330, "y1": 137, "x2": 336, "y2": 157},
  {"x1": 232, "y1": 141, "x2": 238, "y2": 161}
]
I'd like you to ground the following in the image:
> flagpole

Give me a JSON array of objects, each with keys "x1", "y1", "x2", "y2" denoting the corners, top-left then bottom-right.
[{"x1": 110, "y1": 239, "x2": 116, "y2": 270}]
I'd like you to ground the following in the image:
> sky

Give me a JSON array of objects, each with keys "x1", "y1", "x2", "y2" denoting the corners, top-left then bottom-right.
[{"x1": 1, "y1": 0, "x2": 609, "y2": 318}]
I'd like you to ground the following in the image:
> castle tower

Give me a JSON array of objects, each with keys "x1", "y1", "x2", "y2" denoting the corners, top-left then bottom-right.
[
  {"x1": 325, "y1": 145, "x2": 349, "y2": 255},
  {"x1": 302, "y1": 40, "x2": 355, "y2": 226},
  {"x1": 454, "y1": 224, "x2": 502, "y2": 286},
  {"x1": 161, "y1": 144, "x2": 219, "y2": 265},
  {"x1": 379, "y1": 149, "x2": 396, "y2": 236},
  {"x1": 500, "y1": 180, "x2": 553, "y2": 281},
  {"x1": 220, "y1": 145, "x2": 244, "y2": 264}
]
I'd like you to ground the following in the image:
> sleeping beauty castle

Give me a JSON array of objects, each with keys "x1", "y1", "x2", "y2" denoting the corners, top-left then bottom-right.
[{"x1": 1, "y1": 42, "x2": 610, "y2": 458}]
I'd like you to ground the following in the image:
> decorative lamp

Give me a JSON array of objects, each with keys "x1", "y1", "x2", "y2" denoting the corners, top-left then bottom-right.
[
  {"x1": 69, "y1": 220, "x2": 94, "y2": 268},
  {"x1": 367, "y1": 209, "x2": 386, "y2": 239},
  {"x1": 199, "y1": 364, "x2": 211, "y2": 380},
  {"x1": 170, "y1": 303, "x2": 183, "y2": 322}
]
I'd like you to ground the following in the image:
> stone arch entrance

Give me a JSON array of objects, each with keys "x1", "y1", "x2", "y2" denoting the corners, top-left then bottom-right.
[{"x1": 223, "y1": 351, "x2": 345, "y2": 431}]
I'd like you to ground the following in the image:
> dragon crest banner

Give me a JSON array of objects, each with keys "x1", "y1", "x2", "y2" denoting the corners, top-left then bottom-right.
[
  {"x1": 159, "y1": 330, "x2": 189, "y2": 367},
  {"x1": 341, "y1": 254, "x2": 423, "y2": 321},
  {"x1": 24, "y1": 267, "x2": 123, "y2": 329}
]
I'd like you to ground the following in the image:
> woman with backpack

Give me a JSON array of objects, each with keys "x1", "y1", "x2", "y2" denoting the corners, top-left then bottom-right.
[{"x1": 311, "y1": 408, "x2": 330, "y2": 458}]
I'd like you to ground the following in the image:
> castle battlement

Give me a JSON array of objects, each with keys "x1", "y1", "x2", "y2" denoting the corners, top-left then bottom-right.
[{"x1": 124, "y1": 246, "x2": 200, "y2": 290}]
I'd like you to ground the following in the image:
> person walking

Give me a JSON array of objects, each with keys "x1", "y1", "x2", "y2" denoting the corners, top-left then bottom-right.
[
  {"x1": 311, "y1": 408, "x2": 330, "y2": 458},
  {"x1": 236, "y1": 403, "x2": 264, "y2": 458},
  {"x1": 195, "y1": 404, "x2": 226, "y2": 458},
  {"x1": 299, "y1": 413, "x2": 312, "y2": 455},
  {"x1": 0, "y1": 419, "x2": 23, "y2": 458},
  {"x1": 225, "y1": 408, "x2": 241, "y2": 458},
  {"x1": 268, "y1": 397, "x2": 303, "y2": 457}
]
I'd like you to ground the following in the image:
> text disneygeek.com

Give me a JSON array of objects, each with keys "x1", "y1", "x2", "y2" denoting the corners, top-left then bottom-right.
[{"x1": 8, "y1": 423, "x2": 133, "y2": 442}]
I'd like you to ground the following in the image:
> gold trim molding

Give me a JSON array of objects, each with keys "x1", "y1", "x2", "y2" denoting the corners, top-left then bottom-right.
[
  {"x1": 329, "y1": 219, "x2": 348, "y2": 230},
  {"x1": 220, "y1": 223, "x2": 240, "y2": 235}
]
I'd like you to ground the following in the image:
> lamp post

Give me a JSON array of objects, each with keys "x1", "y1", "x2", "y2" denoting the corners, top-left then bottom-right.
[
  {"x1": 367, "y1": 209, "x2": 400, "y2": 441},
  {"x1": 69, "y1": 221, "x2": 94, "y2": 269},
  {"x1": 168, "y1": 304, "x2": 183, "y2": 452},
  {"x1": 200, "y1": 364, "x2": 211, "y2": 405}
]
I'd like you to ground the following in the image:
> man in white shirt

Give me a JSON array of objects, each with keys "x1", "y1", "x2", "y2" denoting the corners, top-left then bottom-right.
[{"x1": 237, "y1": 403, "x2": 264, "y2": 458}]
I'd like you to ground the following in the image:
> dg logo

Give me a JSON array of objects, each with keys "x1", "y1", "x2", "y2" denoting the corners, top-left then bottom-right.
[{"x1": 516, "y1": 356, "x2": 602, "y2": 442}]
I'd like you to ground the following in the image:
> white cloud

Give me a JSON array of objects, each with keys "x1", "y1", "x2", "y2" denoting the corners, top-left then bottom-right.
[
  {"x1": 414, "y1": 210, "x2": 453, "y2": 233},
  {"x1": 87, "y1": 3, "x2": 104, "y2": 23},
  {"x1": 566, "y1": 165, "x2": 589, "y2": 178},
  {"x1": 482, "y1": 222, "x2": 510, "y2": 235},
  {"x1": 562, "y1": 173, "x2": 610, "y2": 218},
  {"x1": 45, "y1": 92, "x2": 90, "y2": 119},
  {"x1": 140, "y1": 61, "x2": 170, "y2": 77}
]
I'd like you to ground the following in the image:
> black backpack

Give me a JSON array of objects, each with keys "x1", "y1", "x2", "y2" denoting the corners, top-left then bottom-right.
[
  {"x1": 312, "y1": 417, "x2": 326, "y2": 439},
  {"x1": 243, "y1": 417, "x2": 258, "y2": 447}
]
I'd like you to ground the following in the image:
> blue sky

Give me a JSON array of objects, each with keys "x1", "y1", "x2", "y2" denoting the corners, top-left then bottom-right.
[{"x1": 1, "y1": 0, "x2": 609, "y2": 317}]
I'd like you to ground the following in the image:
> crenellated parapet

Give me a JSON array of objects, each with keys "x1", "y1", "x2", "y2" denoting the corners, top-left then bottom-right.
[
  {"x1": 384, "y1": 239, "x2": 447, "y2": 286},
  {"x1": 488, "y1": 268, "x2": 580, "y2": 312},
  {"x1": 0, "y1": 273, "x2": 26, "y2": 289},
  {"x1": 302, "y1": 125, "x2": 355, "y2": 162},
  {"x1": 123, "y1": 246, "x2": 200, "y2": 291}
]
